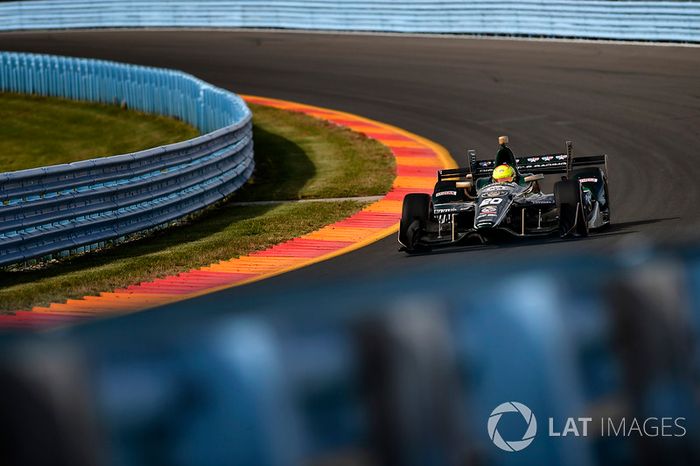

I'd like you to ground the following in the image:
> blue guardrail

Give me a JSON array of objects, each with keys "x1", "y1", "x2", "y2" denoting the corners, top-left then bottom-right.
[
  {"x1": 0, "y1": 52, "x2": 254, "y2": 267},
  {"x1": 0, "y1": 0, "x2": 699, "y2": 42},
  {"x1": 1, "y1": 244, "x2": 699, "y2": 465}
]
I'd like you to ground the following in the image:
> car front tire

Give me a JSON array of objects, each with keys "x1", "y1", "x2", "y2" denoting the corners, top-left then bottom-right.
[{"x1": 399, "y1": 193, "x2": 431, "y2": 251}]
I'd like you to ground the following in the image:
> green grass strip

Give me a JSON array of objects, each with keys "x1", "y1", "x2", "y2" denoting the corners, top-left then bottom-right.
[{"x1": 0, "y1": 92, "x2": 199, "y2": 172}]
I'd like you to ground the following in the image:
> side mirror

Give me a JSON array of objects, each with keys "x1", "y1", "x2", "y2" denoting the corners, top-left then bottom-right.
[{"x1": 524, "y1": 174, "x2": 544, "y2": 183}]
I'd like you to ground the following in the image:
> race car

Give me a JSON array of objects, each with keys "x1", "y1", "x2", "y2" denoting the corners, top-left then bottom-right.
[{"x1": 398, "y1": 140, "x2": 610, "y2": 253}]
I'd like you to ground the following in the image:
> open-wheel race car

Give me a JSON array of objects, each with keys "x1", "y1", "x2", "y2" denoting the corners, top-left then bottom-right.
[{"x1": 398, "y1": 137, "x2": 610, "y2": 253}]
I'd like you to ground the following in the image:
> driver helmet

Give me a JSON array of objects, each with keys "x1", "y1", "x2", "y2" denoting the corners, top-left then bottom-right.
[{"x1": 492, "y1": 164, "x2": 515, "y2": 183}]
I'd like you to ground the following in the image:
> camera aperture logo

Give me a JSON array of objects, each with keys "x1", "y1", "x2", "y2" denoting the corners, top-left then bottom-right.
[{"x1": 488, "y1": 401, "x2": 537, "y2": 452}]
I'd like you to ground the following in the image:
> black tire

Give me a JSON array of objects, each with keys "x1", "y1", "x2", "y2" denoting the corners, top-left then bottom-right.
[
  {"x1": 571, "y1": 167, "x2": 610, "y2": 213},
  {"x1": 399, "y1": 193, "x2": 431, "y2": 251},
  {"x1": 555, "y1": 180, "x2": 589, "y2": 238}
]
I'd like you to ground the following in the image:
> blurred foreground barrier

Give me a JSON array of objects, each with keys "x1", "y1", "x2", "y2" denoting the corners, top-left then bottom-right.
[
  {"x1": 1, "y1": 246, "x2": 699, "y2": 465},
  {"x1": 0, "y1": 52, "x2": 253, "y2": 267},
  {"x1": 1, "y1": 0, "x2": 699, "y2": 42}
]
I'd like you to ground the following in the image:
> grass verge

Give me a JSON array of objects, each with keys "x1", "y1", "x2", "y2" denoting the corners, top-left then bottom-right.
[
  {"x1": 238, "y1": 104, "x2": 394, "y2": 200},
  {"x1": 0, "y1": 92, "x2": 199, "y2": 172},
  {"x1": 0, "y1": 102, "x2": 395, "y2": 312},
  {"x1": 0, "y1": 201, "x2": 365, "y2": 311}
]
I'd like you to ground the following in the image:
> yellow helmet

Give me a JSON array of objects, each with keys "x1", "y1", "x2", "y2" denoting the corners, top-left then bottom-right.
[{"x1": 492, "y1": 164, "x2": 516, "y2": 183}]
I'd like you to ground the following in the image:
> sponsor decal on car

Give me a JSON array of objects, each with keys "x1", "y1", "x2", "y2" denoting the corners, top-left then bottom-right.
[
  {"x1": 520, "y1": 195, "x2": 555, "y2": 205},
  {"x1": 433, "y1": 203, "x2": 473, "y2": 214},
  {"x1": 484, "y1": 190, "x2": 507, "y2": 197},
  {"x1": 435, "y1": 190, "x2": 458, "y2": 197},
  {"x1": 542, "y1": 156, "x2": 554, "y2": 162},
  {"x1": 527, "y1": 199, "x2": 555, "y2": 205},
  {"x1": 480, "y1": 206, "x2": 498, "y2": 214},
  {"x1": 555, "y1": 154, "x2": 568, "y2": 160},
  {"x1": 483, "y1": 184, "x2": 509, "y2": 192},
  {"x1": 527, "y1": 157, "x2": 539, "y2": 163},
  {"x1": 578, "y1": 177, "x2": 598, "y2": 184}
]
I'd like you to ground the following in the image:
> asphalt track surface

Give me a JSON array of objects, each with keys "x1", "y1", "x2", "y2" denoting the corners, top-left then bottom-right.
[{"x1": 1, "y1": 30, "x2": 699, "y2": 314}]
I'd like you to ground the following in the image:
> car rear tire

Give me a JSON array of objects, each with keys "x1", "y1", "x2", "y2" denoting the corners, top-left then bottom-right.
[
  {"x1": 555, "y1": 180, "x2": 589, "y2": 238},
  {"x1": 399, "y1": 193, "x2": 431, "y2": 251}
]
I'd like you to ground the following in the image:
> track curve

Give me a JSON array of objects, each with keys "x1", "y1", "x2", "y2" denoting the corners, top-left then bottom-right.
[{"x1": 1, "y1": 30, "x2": 698, "y2": 312}]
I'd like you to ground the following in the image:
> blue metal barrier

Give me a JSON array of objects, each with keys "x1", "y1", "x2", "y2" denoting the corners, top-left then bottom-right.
[
  {"x1": 1, "y1": 246, "x2": 699, "y2": 465},
  {"x1": 0, "y1": 52, "x2": 253, "y2": 267},
  {"x1": 0, "y1": 0, "x2": 699, "y2": 42}
]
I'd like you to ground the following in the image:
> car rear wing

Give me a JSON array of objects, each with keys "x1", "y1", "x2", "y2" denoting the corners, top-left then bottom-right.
[
  {"x1": 467, "y1": 149, "x2": 607, "y2": 178},
  {"x1": 438, "y1": 142, "x2": 607, "y2": 181}
]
